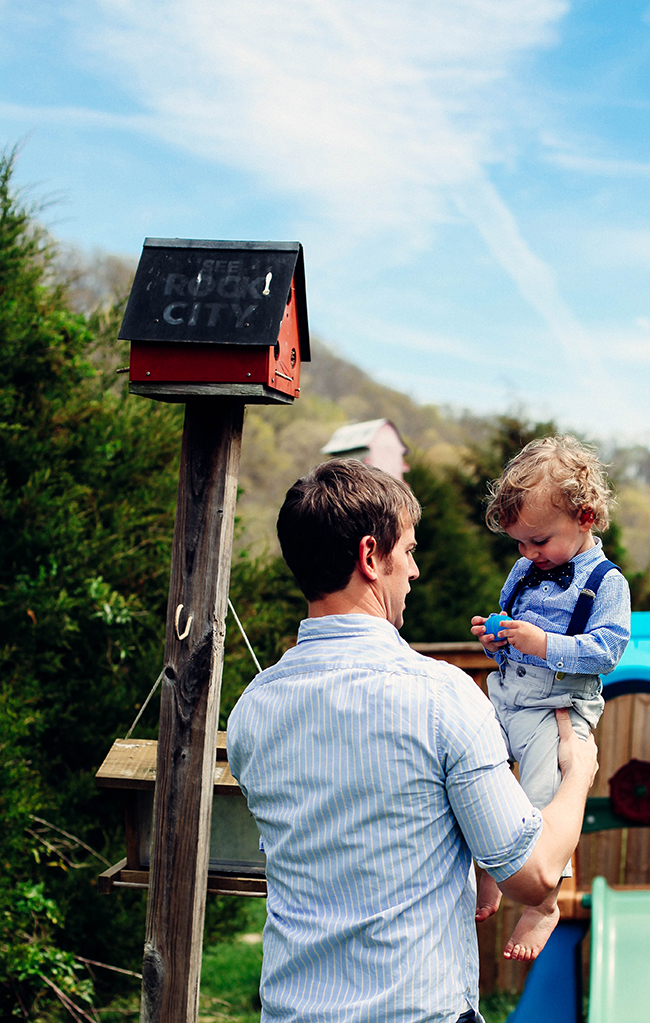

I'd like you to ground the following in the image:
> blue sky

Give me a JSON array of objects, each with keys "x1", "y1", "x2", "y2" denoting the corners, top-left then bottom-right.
[{"x1": 2, "y1": 0, "x2": 650, "y2": 444}]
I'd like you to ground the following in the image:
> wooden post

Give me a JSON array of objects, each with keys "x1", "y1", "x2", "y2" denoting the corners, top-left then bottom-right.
[{"x1": 140, "y1": 397, "x2": 244, "y2": 1023}]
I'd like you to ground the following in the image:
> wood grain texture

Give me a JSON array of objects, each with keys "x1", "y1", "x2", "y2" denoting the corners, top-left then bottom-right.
[
  {"x1": 140, "y1": 398, "x2": 244, "y2": 1023},
  {"x1": 96, "y1": 736, "x2": 234, "y2": 791},
  {"x1": 129, "y1": 381, "x2": 294, "y2": 404},
  {"x1": 96, "y1": 739, "x2": 158, "y2": 790},
  {"x1": 99, "y1": 863, "x2": 267, "y2": 897}
]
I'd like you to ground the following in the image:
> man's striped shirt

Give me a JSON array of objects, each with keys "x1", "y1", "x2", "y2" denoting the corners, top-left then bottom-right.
[{"x1": 228, "y1": 615, "x2": 542, "y2": 1023}]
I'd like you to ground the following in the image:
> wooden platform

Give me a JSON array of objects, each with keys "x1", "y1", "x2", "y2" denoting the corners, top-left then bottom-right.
[
  {"x1": 95, "y1": 735, "x2": 236, "y2": 793},
  {"x1": 97, "y1": 857, "x2": 267, "y2": 898}
]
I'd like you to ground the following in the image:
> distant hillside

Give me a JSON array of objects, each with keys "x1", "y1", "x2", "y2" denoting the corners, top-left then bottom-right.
[
  {"x1": 238, "y1": 341, "x2": 650, "y2": 572},
  {"x1": 303, "y1": 339, "x2": 467, "y2": 458},
  {"x1": 236, "y1": 338, "x2": 469, "y2": 555},
  {"x1": 60, "y1": 247, "x2": 650, "y2": 572}
]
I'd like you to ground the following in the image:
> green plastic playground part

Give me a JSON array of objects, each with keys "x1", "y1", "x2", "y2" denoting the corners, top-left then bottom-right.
[
  {"x1": 588, "y1": 876, "x2": 650, "y2": 1023},
  {"x1": 582, "y1": 796, "x2": 648, "y2": 833}
]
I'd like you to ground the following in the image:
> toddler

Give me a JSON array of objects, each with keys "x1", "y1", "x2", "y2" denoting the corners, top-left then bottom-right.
[{"x1": 471, "y1": 435, "x2": 630, "y2": 961}]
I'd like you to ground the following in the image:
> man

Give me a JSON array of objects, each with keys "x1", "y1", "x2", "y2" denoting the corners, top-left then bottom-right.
[{"x1": 227, "y1": 459, "x2": 597, "y2": 1023}]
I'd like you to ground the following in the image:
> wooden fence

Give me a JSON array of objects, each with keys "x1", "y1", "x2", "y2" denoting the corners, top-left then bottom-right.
[{"x1": 413, "y1": 642, "x2": 650, "y2": 995}]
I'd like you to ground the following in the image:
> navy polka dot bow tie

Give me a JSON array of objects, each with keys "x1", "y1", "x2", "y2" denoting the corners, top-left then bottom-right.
[{"x1": 524, "y1": 561, "x2": 575, "y2": 589}]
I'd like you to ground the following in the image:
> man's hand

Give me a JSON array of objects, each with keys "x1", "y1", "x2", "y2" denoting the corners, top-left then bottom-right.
[
  {"x1": 498, "y1": 710, "x2": 598, "y2": 906},
  {"x1": 471, "y1": 615, "x2": 508, "y2": 654},
  {"x1": 556, "y1": 708, "x2": 598, "y2": 788},
  {"x1": 499, "y1": 620, "x2": 547, "y2": 659}
]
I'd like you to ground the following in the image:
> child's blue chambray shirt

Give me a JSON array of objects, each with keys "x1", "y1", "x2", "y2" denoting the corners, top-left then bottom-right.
[{"x1": 495, "y1": 538, "x2": 630, "y2": 676}]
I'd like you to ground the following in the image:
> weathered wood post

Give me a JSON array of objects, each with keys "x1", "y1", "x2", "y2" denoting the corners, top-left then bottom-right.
[
  {"x1": 116, "y1": 238, "x2": 309, "y2": 1023},
  {"x1": 140, "y1": 397, "x2": 243, "y2": 1022}
]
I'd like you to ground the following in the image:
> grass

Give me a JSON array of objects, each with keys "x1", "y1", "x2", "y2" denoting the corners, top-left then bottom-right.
[
  {"x1": 479, "y1": 990, "x2": 520, "y2": 1022},
  {"x1": 199, "y1": 897, "x2": 266, "y2": 1023}
]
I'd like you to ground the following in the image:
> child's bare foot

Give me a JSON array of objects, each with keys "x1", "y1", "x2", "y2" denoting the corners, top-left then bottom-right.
[
  {"x1": 476, "y1": 871, "x2": 502, "y2": 923},
  {"x1": 503, "y1": 901, "x2": 560, "y2": 960}
]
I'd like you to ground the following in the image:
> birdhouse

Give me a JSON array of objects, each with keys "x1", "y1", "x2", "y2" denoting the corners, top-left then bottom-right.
[
  {"x1": 120, "y1": 239, "x2": 310, "y2": 404},
  {"x1": 95, "y1": 734, "x2": 266, "y2": 897}
]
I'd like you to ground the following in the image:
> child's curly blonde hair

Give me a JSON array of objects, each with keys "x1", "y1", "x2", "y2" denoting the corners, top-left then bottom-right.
[{"x1": 486, "y1": 435, "x2": 614, "y2": 534}]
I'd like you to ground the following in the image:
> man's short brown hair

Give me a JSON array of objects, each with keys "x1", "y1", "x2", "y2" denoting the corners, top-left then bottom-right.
[{"x1": 277, "y1": 459, "x2": 421, "y2": 602}]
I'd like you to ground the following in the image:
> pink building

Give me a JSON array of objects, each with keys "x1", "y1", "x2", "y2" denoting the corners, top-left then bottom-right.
[{"x1": 321, "y1": 418, "x2": 409, "y2": 480}]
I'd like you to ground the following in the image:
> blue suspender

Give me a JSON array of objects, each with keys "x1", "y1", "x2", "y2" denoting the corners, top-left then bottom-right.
[
  {"x1": 503, "y1": 559, "x2": 620, "y2": 635},
  {"x1": 565, "y1": 560, "x2": 620, "y2": 636},
  {"x1": 504, "y1": 572, "x2": 530, "y2": 618}
]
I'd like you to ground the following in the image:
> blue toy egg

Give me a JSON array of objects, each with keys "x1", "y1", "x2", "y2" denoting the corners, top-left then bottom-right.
[{"x1": 484, "y1": 613, "x2": 513, "y2": 639}]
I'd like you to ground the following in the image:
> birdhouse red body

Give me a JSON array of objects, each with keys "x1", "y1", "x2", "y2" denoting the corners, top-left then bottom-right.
[{"x1": 120, "y1": 239, "x2": 310, "y2": 404}]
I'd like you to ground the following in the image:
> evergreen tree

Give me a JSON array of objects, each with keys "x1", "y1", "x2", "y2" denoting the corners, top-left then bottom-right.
[
  {"x1": 452, "y1": 414, "x2": 557, "y2": 576},
  {"x1": 0, "y1": 148, "x2": 255, "y2": 1016},
  {"x1": 452, "y1": 413, "x2": 627, "y2": 577},
  {"x1": 0, "y1": 141, "x2": 639, "y2": 1016},
  {"x1": 0, "y1": 145, "x2": 183, "y2": 1016},
  {"x1": 401, "y1": 459, "x2": 502, "y2": 642}
]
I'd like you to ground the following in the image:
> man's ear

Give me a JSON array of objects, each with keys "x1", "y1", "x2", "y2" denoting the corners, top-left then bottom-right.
[
  {"x1": 357, "y1": 535, "x2": 379, "y2": 581},
  {"x1": 579, "y1": 506, "x2": 595, "y2": 530}
]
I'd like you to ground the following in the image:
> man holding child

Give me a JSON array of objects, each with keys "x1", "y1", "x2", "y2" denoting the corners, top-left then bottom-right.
[{"x1": 228, "y1": 455, "x2": 600, "y2": 1023}]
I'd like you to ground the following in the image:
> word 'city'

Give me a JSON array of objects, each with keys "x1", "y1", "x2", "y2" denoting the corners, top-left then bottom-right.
[{"x1": 160, "y1": 260, "x2": 274, "y2": 330}]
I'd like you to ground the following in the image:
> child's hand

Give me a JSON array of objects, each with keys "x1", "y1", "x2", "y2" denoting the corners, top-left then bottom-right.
[
  {"x1": 498, "y1": 620, "x2": 547, "y2": 659},
  {"x1": 471, "y1": 615, "x2": 509, "y2": 653}
]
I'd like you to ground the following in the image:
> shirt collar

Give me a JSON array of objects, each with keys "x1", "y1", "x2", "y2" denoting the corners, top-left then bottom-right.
[
  {"x1": 572, "y1": 536, "x2": 603, "y2": 567},
  {"x1": 297, "y1": 613, "x2": 406, "y2": 646}
]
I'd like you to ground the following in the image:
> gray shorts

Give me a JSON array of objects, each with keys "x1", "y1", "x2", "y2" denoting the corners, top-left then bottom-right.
[{"x1": 487, "y1": 660, "x2": 604, "y2": 878}]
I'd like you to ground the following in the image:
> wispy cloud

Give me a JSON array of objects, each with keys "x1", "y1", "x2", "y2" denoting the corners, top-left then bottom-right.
[
  {"x1": 61, "y1": 0, "x2": 601, "y2": 366},
  {"x1": 68, "y1": 2, "x2": 564, "y2": 227},
  {"x1": 341, "y1": 314, "x2": 485, "y2": 360},
  {"x1": 0, "y1": 99, "x2": 156, "y2": 132},
  {"x1": 581, "y1": 227, "x2": 650, "y2": 268},
  {"x1": 451, "y1": 174, "x2": 608, "y2": 392},
  {"x1": 546, "y1": 151, "x2": 650, "y2": 177}
]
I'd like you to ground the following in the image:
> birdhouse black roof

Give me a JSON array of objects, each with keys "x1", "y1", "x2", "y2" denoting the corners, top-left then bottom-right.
[{"x1": 118, "y1": 238, "x2": 310, "y2": 361}]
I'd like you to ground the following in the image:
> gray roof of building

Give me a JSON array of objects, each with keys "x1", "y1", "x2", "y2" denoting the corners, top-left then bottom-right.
[{"x1": 322, "y1": 418, "x2": 401, "y2": 454}]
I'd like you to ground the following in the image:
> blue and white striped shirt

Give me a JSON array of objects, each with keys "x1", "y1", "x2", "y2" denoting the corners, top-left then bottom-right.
[
  {"x1": 496, "y1": 539, "x2": 630, "y2": 675},
  {"x1": 228, "y1": 615, "x2": 542, "y2": 1023}
]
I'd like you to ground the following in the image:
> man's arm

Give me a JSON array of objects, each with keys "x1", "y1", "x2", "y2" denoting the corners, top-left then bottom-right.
[{"x1": 497, "y1": 709, "x2": 598, "y2": 905}]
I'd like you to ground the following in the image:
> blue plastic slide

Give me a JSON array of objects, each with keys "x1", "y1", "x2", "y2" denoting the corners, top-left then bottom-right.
[{"x1": 505, "y1": 920, "x2": 588, "y2": 1023}]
